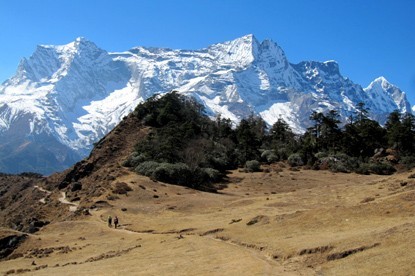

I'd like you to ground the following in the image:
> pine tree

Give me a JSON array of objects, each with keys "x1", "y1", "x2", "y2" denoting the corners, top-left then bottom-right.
[
  {"x1": 235, "y1": 115, "x2": 266, "y2": 164},
  {"x1": 385, "y1": 110, "x2": 403, "y2": 150},
  {"x1": 401, "y1": 113, "x2": 415, "y2": 154}
]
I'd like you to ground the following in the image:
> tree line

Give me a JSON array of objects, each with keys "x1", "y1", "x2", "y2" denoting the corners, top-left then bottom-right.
[{"x1": 123, "y1": 92, "x2": 415, "y2": 191}]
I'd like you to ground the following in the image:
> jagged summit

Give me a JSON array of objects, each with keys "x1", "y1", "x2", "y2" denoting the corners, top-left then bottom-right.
[
  {"x1": 0, "y1": 34, "x2": 411, "y2": 174},
  {"x1": 366, "y1": 76, "x2": 394, "y2": 91},
  {"x1": 9, "y1": 37, "x2": 105, "y2": 86},
  {"x1": 364, "y1": 76, "x2": 411, "y2": 114},
  {"x1": 40, "y1": 36, "x2": 97, "y2": 51},
  {"x1": 206, "y1": 35, "x2": 289, "y2": 70},
  {"x1": 75, "y1": 36, "x2": 87, "y2": 42},
  {"x1": 206, "y1": 34, "x2": 260, "y2": 68}
]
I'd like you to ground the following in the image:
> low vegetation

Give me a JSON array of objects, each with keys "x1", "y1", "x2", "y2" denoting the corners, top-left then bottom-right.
[{"x1": 123, "y1": 92, "x2": 415, "y2": 190}]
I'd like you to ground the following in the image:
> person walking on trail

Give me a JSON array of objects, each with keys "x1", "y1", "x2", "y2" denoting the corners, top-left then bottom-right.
[
  {"x1": 114, "y1": 216, "x2": 119, "y2": 229},
  {"x1": 108, "y1": 215, "x2": 112, "y2": 227}
]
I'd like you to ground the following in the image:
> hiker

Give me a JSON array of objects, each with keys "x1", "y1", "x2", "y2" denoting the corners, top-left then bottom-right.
[
  {"x1": 108, "y1": 215, "x2": 112, "y2": 227},
  {"x1": 114, "y1": 216, "x2": 119, "y2": 229}
]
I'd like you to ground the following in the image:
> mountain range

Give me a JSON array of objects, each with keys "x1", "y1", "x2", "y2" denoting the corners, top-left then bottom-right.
[{"x1": 0, "y1": 34, "x2": 411, "y2": 174}]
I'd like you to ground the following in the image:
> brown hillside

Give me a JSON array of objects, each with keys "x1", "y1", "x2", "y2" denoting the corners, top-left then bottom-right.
[
  {"x1": 0, "y1": 112, "x2": 146, "y2": 234},
  {"x1": 53, "y1": 113, "x2": 147, "y2": 195}
]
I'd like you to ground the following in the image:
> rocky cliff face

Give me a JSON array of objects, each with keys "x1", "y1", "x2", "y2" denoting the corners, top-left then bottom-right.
[{"x1": 0, "y1": 35, "x2": 411, "y2": 174}]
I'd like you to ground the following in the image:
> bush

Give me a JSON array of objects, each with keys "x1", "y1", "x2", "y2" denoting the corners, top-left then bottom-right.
[
  {"x1": 135, "y1": 161, "x2": 161, "y2": 176},
  {"x1": 245, "y1": 160, "x2": 261, "y2": 172},
  {"x1": 203, "y1": 168, "x2": 221, "y2": 182},
  {"x1": 369, "y1": 162, "x2": 396, "y2": 175},
  {"x1": 329, "y1": 153, "x2": 358, "y2": 173},
  {"x1": 123, "y1": 152, "x2": 148, "y2": 167},
  {"x1": 208, "y1": 156, "x2": 228, "y2": 170},
  {"x1": 276, "y1": 147, "x2": 290, "y2": 160},
  {"x1": 329, "y1": 162, "x2": 349, "y2": 173},
  {"x1": 313, "y1": 153, "x2": 358, "y2": 173},
  {"x1": 401, "y1": 156, "x2": 415, "y2": 169},
  {"x1": 134, "y1": 161, "x2": 217, "y2": 191},
  {"x1": 261, "y1": 150, "x2": 279, "y2": 163},
  {"x1": 355, "y1": 163, "x2": 371, "y2": 175},
  {"x1": 130, "y1": 153, "x2": 150, "y2": 167},
  {"x1": 151, "y1": 163, "x2": 192, "y2": 185},
  {"x1": 288, "y1": 153, "x2": 304, "y2": 167}
]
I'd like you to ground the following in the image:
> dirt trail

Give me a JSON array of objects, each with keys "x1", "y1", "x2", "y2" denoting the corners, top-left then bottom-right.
[
  {"x1": 34, "y1": 185, "x2": 52, "y2": 194},
  {"x1": 58, "y1": 192, "x2": 79, "y2": 212},
  {"x1": 34, "y1": 185, "x2": 80, "y2": 211},
  {"x1": 34, "y1": 185, "x2": 52, "y2": 204}
]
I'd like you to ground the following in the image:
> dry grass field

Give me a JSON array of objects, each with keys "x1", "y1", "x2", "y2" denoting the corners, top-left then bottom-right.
[{"x1": 1, "y1": 164, "x2": 415, "y2": 275}]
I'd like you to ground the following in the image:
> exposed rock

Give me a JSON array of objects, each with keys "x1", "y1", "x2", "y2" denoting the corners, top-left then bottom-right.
[
  {"x1": 70, "y1": 182, "x2": 82, "y2": 192},
  {"x1": 0, "y1": 234, "x2": 27, "y2": 259}
]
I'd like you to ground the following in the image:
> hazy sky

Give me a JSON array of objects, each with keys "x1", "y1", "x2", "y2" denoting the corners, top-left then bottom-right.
[{"x1": 1, "y1": 0, "x2": 414, "y2": 104}]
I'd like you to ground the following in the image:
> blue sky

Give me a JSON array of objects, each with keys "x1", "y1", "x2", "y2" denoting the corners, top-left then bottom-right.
[{"x1": 1, "y1": 0, "x2": 414, "y2": 104}]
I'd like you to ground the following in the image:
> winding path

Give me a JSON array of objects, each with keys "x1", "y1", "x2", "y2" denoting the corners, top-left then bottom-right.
[
  {"x1": 58, "y1": 192, "x2": 79, "y2": 212},
  {"x1": 34, "y1": 185, "x2": 52, "y2": 204},
  {"x1": 34, "y1": 185, "x2": 79, "y2": 212}
]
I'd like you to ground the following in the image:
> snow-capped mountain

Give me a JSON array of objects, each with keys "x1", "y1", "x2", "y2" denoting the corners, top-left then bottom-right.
[
  {"x1": 364, "y1": 76, "x2": 411, "y2": 114},
  {"x1": 0, "y1": 34, "x2": 411, "y2": 174}
]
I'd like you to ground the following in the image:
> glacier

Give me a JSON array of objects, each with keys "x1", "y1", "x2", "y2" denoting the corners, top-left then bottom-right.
[{"x1": 0, "y1": 34, "x2": 411, "y2": 174}]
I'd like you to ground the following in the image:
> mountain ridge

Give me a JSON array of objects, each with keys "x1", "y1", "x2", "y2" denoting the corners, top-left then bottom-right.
[{"x1": 0, "y1": 34, "x2": 411, "y2": 174}]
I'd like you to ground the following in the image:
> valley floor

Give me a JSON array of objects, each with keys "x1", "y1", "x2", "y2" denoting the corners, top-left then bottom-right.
[{"x1": 1, "y1": 165, "x2": 415, "y2": 275}]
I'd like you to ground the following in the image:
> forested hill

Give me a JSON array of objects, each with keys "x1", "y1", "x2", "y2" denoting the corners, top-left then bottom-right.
[{"x1": 122, "y1": 92, "x2": 415, "y2": 191}]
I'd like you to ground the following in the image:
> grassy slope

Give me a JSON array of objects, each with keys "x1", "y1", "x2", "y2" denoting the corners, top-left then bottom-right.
[{"x1": 1, "y1": 164, "x2": 414, "y2": 275}]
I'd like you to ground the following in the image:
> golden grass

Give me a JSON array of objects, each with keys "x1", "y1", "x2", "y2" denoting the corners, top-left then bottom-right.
[{"x1": 1, "y1": 166, "x2": 414, "y2": 275}]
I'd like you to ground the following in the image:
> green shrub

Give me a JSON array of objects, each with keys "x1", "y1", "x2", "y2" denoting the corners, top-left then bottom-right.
[
  {"x1": 151, "y1": 163, "x2": 192, "y2": 185},
  {"x1": 261, "y1": 150, "x2": 279, "y2": 163},
  {"x1": 134, "y1": 161, "x2": 218, "y2": 191},
  {"x1": 288, "y1": 153, "x2": 304, "y2": 167},
  {"x1": 276, "y1": 147, "x2": 290, "y2": 160},
  {"x1": 122, "y1": 152, "x2": 136, "y2": 167},
  {"x1": 123, "y1": 152, "x2": 149, "y2": 167},
  {"x1": 329, "y1": 162, "x2": 349, "y2": 173},
  {"x1": 355, "y1": 163, "x2": 371, "y2": 175},
  {"x1": 203, "y1": 168, "x2": 221, "y2": 182},
  {"x1": 130, "y1": 153, "x2": 150, "y2": 167},
  {"x1": 329, "y1": 154, "x2": 358, "y2": 173},
  {"x1": 313, "y1": 153, "x2": 358, "y2": 173},
  {"x1": 401, "y1": 156, "x2": 415, "y2": 169},
  {"x1": 208, "y1": 156, "x2": 228, "y2": 170},
  {"x1": 369, "y1": 162, "x2": 396, "y2": 175},
  {"x1": 134, "y1": 161, "x2": 161, "y2": 177},
  {"x1": 245, "y1": 160, "x2": 261, "y2": 172}
]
